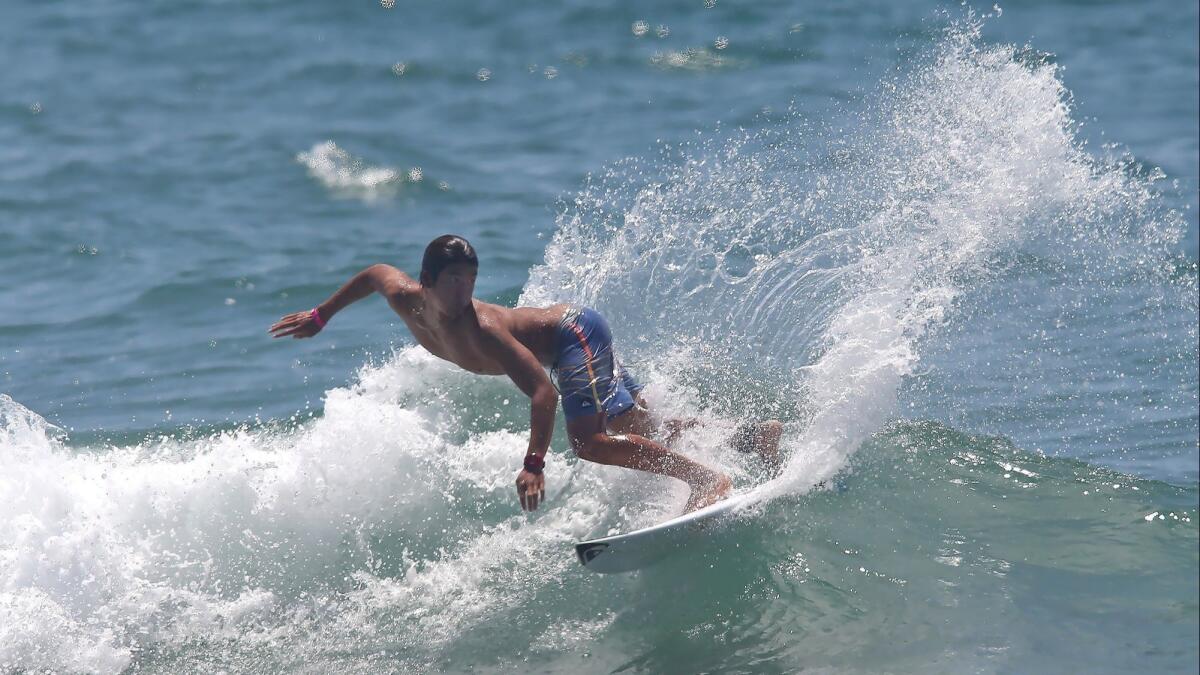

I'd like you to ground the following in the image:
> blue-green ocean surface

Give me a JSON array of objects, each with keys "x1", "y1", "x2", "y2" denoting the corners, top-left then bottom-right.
[{"x1": 1, "y1": 1, "x2": 1197, "y2": 672}]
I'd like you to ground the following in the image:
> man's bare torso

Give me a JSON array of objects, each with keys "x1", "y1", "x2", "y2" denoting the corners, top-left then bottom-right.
[{"x1": 398, "y1": 297, "x2": 570, "y2": 375}]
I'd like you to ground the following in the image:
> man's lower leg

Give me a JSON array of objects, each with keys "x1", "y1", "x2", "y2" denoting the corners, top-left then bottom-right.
[
  {"x1": 578, "y1": 432, "x2": 731, "y2": 510},
  {"x1": 580, "y1": 433, "x2": 712, "y2": 482}
]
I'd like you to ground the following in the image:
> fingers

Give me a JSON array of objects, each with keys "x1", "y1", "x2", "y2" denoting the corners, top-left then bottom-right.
[
  {"x1": 269, "y1": 311, "x2": 309, "y2": 328},
  {"x1": 530, "y1": 477, "x2": 545, "y2": 511},
  {"x1": 269, "y1": 312, "x2": 318, "y2": 338},
  {"x1": 268, "y1": 311, "x2": 305, "y2": 331},
  {"x1": 270, "y1": 316, "x2": 305, "y2": 332},
  {"x1": 516, "y1": 475, "x2": 547, "y2": 512},
  {"x1": 268, "y1": 318, "x2": 296, "y2": 334}
]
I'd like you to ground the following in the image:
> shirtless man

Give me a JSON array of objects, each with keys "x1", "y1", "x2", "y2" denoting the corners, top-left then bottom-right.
[{"x1": 269, "y1": 234, "x2": 782, "y2": 513}]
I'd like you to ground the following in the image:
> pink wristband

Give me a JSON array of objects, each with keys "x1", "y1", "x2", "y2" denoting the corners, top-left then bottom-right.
[{"x1": 310, "y1": 307, "x2": 326, "y2": 329}]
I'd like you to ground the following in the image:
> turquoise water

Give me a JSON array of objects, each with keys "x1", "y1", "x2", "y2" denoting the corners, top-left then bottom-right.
[{"x1": 1, "y1": 1, "x2": 1197, "y2": 672}]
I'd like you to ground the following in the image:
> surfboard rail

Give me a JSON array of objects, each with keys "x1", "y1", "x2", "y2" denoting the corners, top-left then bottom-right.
[{"x1": 573, "y1": 491, "x2": 754, "y2": 573}]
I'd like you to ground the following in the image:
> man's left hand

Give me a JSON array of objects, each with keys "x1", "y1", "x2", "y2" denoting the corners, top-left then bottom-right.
[{"x1": 516, "y1": 469, "x2": 545, "y2": 511}]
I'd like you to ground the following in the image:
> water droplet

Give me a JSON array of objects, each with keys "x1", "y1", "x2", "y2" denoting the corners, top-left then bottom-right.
[
  {"x1": 476, "y1": 68, "x2": 491, "y2": 82},
  {"x1": 391, "y1": 62, "x2": 407, "y2": 77},
  {"x1": 714, "y1": 36, "x2": 729, "y2": 50},
  {"x1": 631, "y1": 20, "x2": 649, "y2": 37}
]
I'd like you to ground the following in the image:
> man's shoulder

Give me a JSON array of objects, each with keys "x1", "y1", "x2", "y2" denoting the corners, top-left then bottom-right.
[
  {"x1": 473, "y1": 302, "x2": 515, "y2": 336},
  {"x1": 369, "y1": 264, "x2": 415, "y2": 289},
  {"x1": 371, "y1": 265, "x2": 419, "y2": 314}
]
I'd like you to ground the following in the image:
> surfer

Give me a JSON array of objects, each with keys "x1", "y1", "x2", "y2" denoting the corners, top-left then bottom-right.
[{"x1": 269, "y1": 235, "x2": 782, "y2": 513}]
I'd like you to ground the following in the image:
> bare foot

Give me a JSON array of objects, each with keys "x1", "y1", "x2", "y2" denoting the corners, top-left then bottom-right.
[
  {"x1": 732, "y1": 420, "x2": 784, "y2": 476},
  {"x1": 662, "y1": 417, "x2": 701, "y2": 447},
  {"x1": 684, "y1": 472, "x2": 732, "y2": 513},
  {"x1": 757, "y1": 421, "x2": 783, "y2": 476}
]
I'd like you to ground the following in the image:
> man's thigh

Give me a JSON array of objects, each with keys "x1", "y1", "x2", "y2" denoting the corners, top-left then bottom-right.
[
  {"x1": 567, "y1": 411, "x2": 607, "y2": 452},
  {"x1": 605, "y1": 393, "x2": 655, "y2": 437}
]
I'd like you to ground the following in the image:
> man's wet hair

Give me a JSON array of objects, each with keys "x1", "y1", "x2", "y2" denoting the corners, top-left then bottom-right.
[{"x1": 420, "y1": 234, "x2": 479, "y2": 286}]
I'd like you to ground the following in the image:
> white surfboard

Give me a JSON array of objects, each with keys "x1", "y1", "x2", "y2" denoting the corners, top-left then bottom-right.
[{"x1": 574, "y1": 490, "x2": 755, "y2": 574}]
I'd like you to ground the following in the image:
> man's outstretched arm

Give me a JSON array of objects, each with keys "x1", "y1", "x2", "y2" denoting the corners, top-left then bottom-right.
[{"x1": 268, "y1": 264, "x2": 415, "y2": 338}]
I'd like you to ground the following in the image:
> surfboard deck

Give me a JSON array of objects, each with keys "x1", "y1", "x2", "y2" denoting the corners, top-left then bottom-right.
[{"x1": 574, "y1": 490, "x2": 754, "y2": 574}]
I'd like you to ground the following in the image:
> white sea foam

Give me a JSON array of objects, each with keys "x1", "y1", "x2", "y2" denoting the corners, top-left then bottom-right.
[
  {"x1": 295, "y1": 140, "x2": 413, "y2": 201},
  {"x1": 650, "y1": 47, "x2": 736, "y2": 71},
  {"x1": 22, "y1": 356, "x2": 603, "y2": 671},
  {"x1": 0, "y1": 346, "x2": 673, "y2": 671}
]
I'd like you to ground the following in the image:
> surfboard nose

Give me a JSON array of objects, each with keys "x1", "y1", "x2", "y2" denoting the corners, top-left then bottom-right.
[{"x1": 575, "y1": 542, "x2": 610, "y2": 566}]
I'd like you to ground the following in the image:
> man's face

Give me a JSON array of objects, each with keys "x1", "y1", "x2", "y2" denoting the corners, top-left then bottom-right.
[{"x1": 430, "y1": 262, "x2": 477, "y2": 314}]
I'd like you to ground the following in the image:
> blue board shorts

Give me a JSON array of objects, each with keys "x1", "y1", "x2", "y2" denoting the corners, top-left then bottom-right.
[{"x1": 551, "y1": 306, "x2": 645, "y2": 421}]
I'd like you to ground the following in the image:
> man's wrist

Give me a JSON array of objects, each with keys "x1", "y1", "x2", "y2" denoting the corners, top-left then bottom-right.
[{"x1": 523, "y1": 453, "x2": 545, "y2": 474}]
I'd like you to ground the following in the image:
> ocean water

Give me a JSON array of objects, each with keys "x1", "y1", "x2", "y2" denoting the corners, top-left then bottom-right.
[{"x1": 1, "y1": 1, "x2": 1197, "y2": 673}]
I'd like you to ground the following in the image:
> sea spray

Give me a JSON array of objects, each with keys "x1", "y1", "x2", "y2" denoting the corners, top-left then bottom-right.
[{"x1": 521, "y1": 14, "x2": 1191, "y2": 500}]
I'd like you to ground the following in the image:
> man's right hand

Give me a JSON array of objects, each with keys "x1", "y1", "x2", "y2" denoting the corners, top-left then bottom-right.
[
  {"x1": 516, "y1": 468, "x2": 546, "y2": 511},
  {"x1": 269, "y1": 309, "x2": 324, "y2": 339}
]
